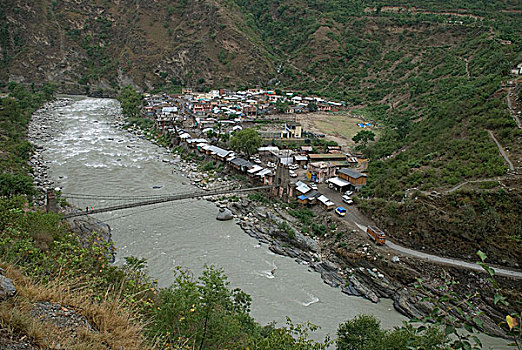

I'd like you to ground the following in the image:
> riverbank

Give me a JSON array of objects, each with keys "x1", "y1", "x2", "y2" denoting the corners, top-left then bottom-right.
[{"x1": 27, "y1": 97, "x2": 116, "y2": 262}]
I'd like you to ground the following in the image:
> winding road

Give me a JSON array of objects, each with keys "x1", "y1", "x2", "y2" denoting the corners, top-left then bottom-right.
[
  {"x1": 316, "y1": 183, "x2": 522, "y2": 280},
  {"x1": 354, "y1": 223, "x2": 522, "y2": 279}
]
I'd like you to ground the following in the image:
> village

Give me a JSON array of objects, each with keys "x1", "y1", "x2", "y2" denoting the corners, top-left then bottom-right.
[{"x1": 139, "y1": 87, "x2": 371, "y2": 215}]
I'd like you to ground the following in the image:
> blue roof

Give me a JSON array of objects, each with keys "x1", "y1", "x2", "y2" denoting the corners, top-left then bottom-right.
[
  {"x1": 297, "y1": 195, "x2": 307, "y2": 200},
  {"x1": 336, "y1": 207, "x2": 346, "y2": 211}
]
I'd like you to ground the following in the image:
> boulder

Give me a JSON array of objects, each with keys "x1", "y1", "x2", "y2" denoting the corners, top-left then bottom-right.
[
  {"x1": 348, "y1": 275, "x2": 379, "y2": 303},
  {"x1": 216, "y1": 208, "x2": 233, "y2": 221},
  {"x1": 0, "y1": 274, "x2": 16, "y2": 300}
]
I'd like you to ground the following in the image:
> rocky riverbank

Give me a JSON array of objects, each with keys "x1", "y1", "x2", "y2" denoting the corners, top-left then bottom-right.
[
  {"x1": 27, "y1": 97, "x2": 116, "y2": 262},
  {"x1": 27, "y1": 98, "x2": 72, "y2": 206}
]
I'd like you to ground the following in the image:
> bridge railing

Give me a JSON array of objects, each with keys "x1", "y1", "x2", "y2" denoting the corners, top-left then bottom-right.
[{"x1": 62, "y1": 185, "x2": 275, "y2": 219}]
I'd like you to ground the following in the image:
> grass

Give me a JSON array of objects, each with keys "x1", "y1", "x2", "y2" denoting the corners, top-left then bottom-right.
[
  {"x1": 311, "y1": 113, "x2": 379, "y2": 146},
  {"x1": 0, "y1": 264, "x2": 152, "y2": 350}
]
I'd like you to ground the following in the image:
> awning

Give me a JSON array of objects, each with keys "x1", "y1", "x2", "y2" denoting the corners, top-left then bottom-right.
[
  {"x1": 327, "y1": 177, "x2": 350, "y2": 187},
  {"x1": 247, "y1": 165, "x2": 263, "y2": 174},
  {"x1": 256, "y1": 169, "x2": 272, "y2": 177}
]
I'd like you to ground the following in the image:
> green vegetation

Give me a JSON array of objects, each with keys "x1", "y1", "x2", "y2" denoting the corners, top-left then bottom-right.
[
  {"x1": 248, "y1": 192, "x2": 270, "y2": 204},
  {"x1": 230, "y1": 128, "x2": 263, "y2": 157},
  {"x1": 360, "y1": 189, "x2": 522, "y2": 266},
  {"x1": 0, "y1": 83, "x2": 56, "y2": 197},
  {"x1": 337, "y1": 315, "x2": 446, "y2": 350}
]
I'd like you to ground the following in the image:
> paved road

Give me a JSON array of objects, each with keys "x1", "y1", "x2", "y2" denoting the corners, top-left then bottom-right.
[
  {"x1": 488, "y1": 130, "x2": 515, "y2": 171},
  {"x1": 313, "y1": 181, "x2": 522, "y2": 279},
  {"x1": 354, "y1": 223, "x2": 522, "y2": 279}
]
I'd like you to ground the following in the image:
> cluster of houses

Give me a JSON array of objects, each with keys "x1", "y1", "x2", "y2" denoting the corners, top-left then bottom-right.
[
  {"x1": 173, "y1": 126, "x2": 368, "y2": 212},
  {"x1": 140, "y1": 88, "x2": 369, "y2": 212},
  {"x1": 143, "y1": 88, "x2": 346, "y2": 140}
]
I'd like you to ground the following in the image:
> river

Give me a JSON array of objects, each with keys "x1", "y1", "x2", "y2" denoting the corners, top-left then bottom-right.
[{"x1": 39, "y1": 96, "x2": 509, "y2": 348}]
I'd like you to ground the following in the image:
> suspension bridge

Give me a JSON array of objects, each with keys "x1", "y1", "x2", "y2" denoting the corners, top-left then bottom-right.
[{"x1": 60, "y1": 185, "x2": 275, "y2": 219}]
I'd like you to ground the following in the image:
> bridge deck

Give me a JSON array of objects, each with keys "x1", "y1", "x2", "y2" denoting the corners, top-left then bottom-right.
[{"x1": 63, "y1": 185, "x2": 275, "y2": 219}]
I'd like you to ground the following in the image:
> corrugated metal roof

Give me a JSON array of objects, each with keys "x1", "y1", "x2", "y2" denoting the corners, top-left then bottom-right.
[
  {"x1": 338, "y1": 168, "x2": 367, "y2": 179},
  {"x1": 327, "y1": 177, "x2": 350, "y2": 187}
]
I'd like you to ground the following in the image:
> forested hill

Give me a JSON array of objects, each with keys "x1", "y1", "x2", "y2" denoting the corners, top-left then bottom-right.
[{"x1": 1, "y1": 0, "x2": 519, "y2": 96}]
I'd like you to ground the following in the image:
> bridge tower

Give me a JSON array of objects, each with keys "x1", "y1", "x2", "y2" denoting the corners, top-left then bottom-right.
[
  {"x1": 273, "y1": 163, "x2": 294, "y2": 200},
  {"x1": 46, "y1": 189, "x2": 58, "y2": 213}
]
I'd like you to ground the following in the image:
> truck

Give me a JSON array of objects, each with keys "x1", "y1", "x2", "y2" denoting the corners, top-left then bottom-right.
[{"x1": 366, "y1": 226, "x2": 386, "y2": 245}]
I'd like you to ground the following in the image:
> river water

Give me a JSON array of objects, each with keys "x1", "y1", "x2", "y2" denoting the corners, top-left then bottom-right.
[{"x1": 41, "y1": 96, "x2": 508, "y2": 348}]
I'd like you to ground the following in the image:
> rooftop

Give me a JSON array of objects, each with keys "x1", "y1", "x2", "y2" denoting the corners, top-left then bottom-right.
[{"x1": 338, "y1": 168, "x2": 367, "y2": 179}]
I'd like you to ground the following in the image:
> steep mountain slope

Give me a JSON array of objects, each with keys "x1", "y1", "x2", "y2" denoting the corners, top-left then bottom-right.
[{"x1": 1, "y1": 0, "x2": 274, "y2": 95}]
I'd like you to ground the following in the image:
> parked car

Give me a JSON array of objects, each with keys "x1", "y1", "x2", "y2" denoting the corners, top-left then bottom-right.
[
  {"x1": 289, "y1": 170, "x2": 298, "y2": 178},
  {"x1": 267, "y1": 162, "x2": 276, "y2": 168},
  {"x1": 289, "y1": 164, "x2": 299, "y2": 170},
  {"x1": 344, "y1": 190, "x2": 353, "y2": 196},
  {"x1": 335, "y1": 207, "x2": 347, "y2": 216},
  {"x1": 310, "y1": 183, "x2": 317, "y2": 190},
  {"x1": 342, "y1": 195, "x2": 353, "y2": 205},
  {"x1": 253, "y1": 158, "x2": 262, "y2": 164},
  {"x1": 302, "y1": 165, "x2": 307, "y2": 170}
]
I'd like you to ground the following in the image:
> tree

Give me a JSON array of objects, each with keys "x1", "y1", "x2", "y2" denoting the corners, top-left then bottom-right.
[
  {"x1": 336, "y1": 315, "x2": 383, "y2": 350},
  {"x1": 117, "y1": 85, "x2": 143, "y2": 118},
  {"x1": 337, "y1": 315, "x2": 449, "y2": 350},
  {"x1": 352, "y1": 130, "x2": 375, "y2": 144},
  {"x1": 149, "y1": 265, "x2": 256, "y2": 349},
  {"x1": 276, "y1": 99, "x2": 290, "y2": 114},
  {"x1": 230, "y1": 128, "x2": 262, "y2": 157},
  {"x1": 307, "y1": 103, "x2": 318, "y2": 112}
]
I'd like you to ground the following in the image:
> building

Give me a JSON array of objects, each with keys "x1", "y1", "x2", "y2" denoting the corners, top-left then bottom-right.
[
  {"x1": 317, "y1": 195, "x2": 335, "y2": 211},
  {"x1": 229, "y1": 157, "x2": 255, "y2": 172},
  {"x1": 294, "y1": 154, "x2": 308, "y2": 166},
  {"x1": 281, "y1": 122, "x2": 302, "y2": 139},
  {"x1": 307, "y1": 161, "x2": 336, "y2": 183},
  {"x1": 337, "y1": 168, "x2": 367, "y2": 189},
  {"x1": 326, "y1": 176, "x2": 351, "y2": 192}
]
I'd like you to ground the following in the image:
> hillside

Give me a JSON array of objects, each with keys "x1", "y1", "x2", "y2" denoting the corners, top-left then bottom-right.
[{"x1": 1, "y1": 0, "x2": 274, "y2": 95}]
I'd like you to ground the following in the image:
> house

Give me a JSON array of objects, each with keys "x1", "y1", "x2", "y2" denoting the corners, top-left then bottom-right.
[
  {"x1": 256, "y1": 168, "x2": 274, "y2": 185},
  {"x1": 297, "y1": 194, "x2": 309, "y2": 205},
  {"x1": 258, "y1": 146, "x2": 279, "y2": 155},
  {"x1": 300, "y1": 146, "x2": 313, "y2": 154},
  {"x1": 243, "y1": 106, "x2": 257, "y2": 116},
  {"x1": 294, "y1": 154, "x2": 308, "y2": 166},
  {"x1": 317, "y1": 103, "x2": 332, "y2": 111},
  {"x1": 326, "y1": 145, "x2": 342, "y2": 153},
  {"x1": 247, "y1": 165, "x2": 263, "y2": 176},
  {"x1": 281, "y1": 122, "x2": 302, "y2": 139},
  {"x1": 307, "y1": 161, "x2": 336, "y2": 183},
  {"x1": 295, "y1": 181, "x2": 311, "y2": 195},
  {"x1": 229, "y1": 157, "x2": 255, "y2": 172},
  {"x1": 303, "y1": 190, "x2": 321, "y2": 205},
  {"x1": 337, "y1": 168, "x2": 367, "y2": 188},
  {"x1": 317, "y1": 195, "x2": 335, "y2": 211}
]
